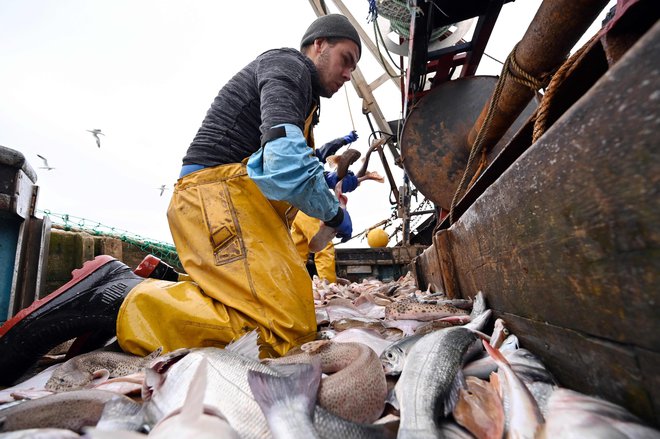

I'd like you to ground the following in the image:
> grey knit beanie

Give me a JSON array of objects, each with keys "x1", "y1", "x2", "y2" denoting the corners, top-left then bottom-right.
[{"x1": 300, "y1": 14, "x2": 361, "y2": 58}]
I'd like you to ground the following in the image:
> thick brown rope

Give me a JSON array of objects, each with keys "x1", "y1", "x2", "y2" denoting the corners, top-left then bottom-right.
[
  {"x1": 533, "y1": 32, "x2": 601, "y2": 143},
  {"x1": 509, "y1": 50, "x2": 549, "y2": 90},
  {"x1": 448, "y1": 53, "x2": 508, "y2": 224},
  {"x1": 448, "y1": 43, "x2": 552, "y2": 225},
  {"x1": 467, "y1": 149, "x2": 488, "y2": 191}
]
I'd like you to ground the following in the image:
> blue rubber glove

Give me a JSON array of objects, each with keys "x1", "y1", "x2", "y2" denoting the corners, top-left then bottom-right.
[
  {"x1": 343, "y1": 130, "x2": 358, "y2": 144},
  {"x1": 335, "y1": 208, "x2": 352, "y2": 242},
  {"x1": 315, "y1": 138, "x2": 344, "y2": 163},
  {"x1": 324, "y1": 171, "x2": 359, "y2": 193}
]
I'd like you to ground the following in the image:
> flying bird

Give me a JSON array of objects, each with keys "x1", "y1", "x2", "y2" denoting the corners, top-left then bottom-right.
[
  {"x1": 157, "y1": 184, "x2": 169, "y2": 196},
  {"x1": 86, "y1": 129, "x2": 105, "y2": 148},
  {"x1": 36, "y1": 154, "x2": 55, "y2": 171}
]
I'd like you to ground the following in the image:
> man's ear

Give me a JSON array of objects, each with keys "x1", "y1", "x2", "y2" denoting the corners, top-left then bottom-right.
[{"x1": 313, "y1": 38, "x2": 326, "y2": 54}]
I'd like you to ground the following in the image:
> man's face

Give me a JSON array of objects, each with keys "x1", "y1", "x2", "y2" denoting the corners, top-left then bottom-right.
[{"x1": 313, "y1": 39, "x2": 359, "y2": 98}]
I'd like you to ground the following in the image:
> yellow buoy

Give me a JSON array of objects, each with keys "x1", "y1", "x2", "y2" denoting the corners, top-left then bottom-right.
[{"x1": 367, "y1": 228, "x2": 389, "y2": 248}]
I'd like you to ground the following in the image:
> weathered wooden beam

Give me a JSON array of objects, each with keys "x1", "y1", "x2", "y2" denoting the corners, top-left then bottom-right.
[
  {"x1": 445, "y1": 21, "x2": 660, "y2": 424},
  {"x1": 412, "y1": 242, "x2": 443, "y2": 293},
  {"x1": 434, "y1": 230, "x2": 459, "y2": 299}
]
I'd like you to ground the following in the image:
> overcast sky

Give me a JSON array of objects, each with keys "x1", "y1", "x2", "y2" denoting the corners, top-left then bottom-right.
[{"x1": 0, "y1": 0, "x2": 613, "y2": 247}]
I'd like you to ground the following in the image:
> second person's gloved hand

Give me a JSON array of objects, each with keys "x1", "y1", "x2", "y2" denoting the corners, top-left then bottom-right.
[
  {"x1": 334, "y1": 208, "x2": 352, "y2": 242},
  {"x1": 343, "y1": 130, "x2": 358, "y2": 144},
  {"x1": 324, "y1": 171, "x2": 359, "y2": 193}
]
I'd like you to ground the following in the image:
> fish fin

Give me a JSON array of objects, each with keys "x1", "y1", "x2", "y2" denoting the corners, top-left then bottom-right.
[
  {"x1": 489, "y1": 371, "x2": 502, "y2": 397},
  {"x1": 144, "y1": 347, "x2": 163, "y2": 361},
  {"x1": 326, "y1": 155, "x2": 339, "y2": 168},
  {"x1": 483, "y1": 340, "x2": 510, "y2": 367},
  {"x1": 248, "y1": 359, "x2": 321, "y2": 417},
  {"x1": 439, "y1": 315, "x2": 471, "y2": 325},
  {"x1": 300, "y1": 339, "x2": 331, "y2": 353},
  {"x1": 178, "y1": 358, "x2": 208, "y2": 422},
  {"x1": 142, "y1": 367, "x2": 165, "y2": 401},
  {"x1": 444, "y1": 369, "x2": 467, "y2": 417},
  {"x1": 225, "y1": 330, "x2": 260, "y2": 359},
  {"x1": 89, "y1": 368, "x2": 111, "y2": 387}
]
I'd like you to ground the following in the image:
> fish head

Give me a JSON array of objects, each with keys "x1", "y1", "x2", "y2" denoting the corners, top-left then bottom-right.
[{"x1": 380, "y1": 346, "x2": 404, "y2": 375}]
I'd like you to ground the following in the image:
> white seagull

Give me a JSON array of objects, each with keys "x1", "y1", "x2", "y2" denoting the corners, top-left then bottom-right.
[
  {"x1": 86, "y1": 129, "x2": 105, "y2": 148},
  {"x1": 157, "y1": 184, "x2": 169, "y2": 196},
  {"x1": 36, "y1": 154, "x2": 55, "y2": 171}
]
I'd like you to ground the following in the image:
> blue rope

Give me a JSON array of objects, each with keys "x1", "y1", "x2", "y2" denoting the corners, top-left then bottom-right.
[{"x1": 367, "y1": 0, "x2": 378, "y2": 23}]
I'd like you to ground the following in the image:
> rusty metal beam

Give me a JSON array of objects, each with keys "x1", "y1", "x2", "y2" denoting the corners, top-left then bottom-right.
[
  {"x1": 467, "y1": 0, "x2": 611, "y2": 149},
  {"x1": 404, "y1": 0, "x2": 432, "y2": 113}
]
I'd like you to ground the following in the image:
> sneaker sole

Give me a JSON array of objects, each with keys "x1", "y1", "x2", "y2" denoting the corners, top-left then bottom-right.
[{"x1": 0, "y1": 255, "x2": 117, "y2": 338}]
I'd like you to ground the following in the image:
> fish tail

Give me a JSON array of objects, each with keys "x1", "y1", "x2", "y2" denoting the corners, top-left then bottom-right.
[{"x1": 248, "y1": 360, "x2": 321, "y2": 417}]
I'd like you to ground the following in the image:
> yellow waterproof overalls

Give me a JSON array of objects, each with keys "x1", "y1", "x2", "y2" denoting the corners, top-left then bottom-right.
[
  {"x1": 116, "y1": 111, "x2": 319, "y2": 358},
  {"x1": 291, "y1": 212, "x2": 337, "y2": 283}
]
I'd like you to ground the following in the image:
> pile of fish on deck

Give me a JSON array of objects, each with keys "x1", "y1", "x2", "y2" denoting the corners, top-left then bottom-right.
[{"x1": 1, "y1": 273, "x2": 659, "y2": 438}]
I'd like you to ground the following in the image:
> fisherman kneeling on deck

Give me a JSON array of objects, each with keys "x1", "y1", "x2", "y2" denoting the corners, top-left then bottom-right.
[{"x1": 0, "y1": 14, "x2": 361, "y2": 385}]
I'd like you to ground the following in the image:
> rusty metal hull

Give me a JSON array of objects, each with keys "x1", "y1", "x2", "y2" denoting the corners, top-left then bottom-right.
[{"x1": 400, "y1": 76, "x2": 536, "y2": 210}]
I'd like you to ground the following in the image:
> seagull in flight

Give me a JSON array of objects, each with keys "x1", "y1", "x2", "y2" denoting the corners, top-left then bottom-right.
[
  {"x1": 157, "y1": 184, "x2": 169, "y2": 196},
  {"x1": 36, "y1": 154, "x2": 55, "y2": 171},
  {"x1": 86, "y1": 129, "x2": 105, "y2": 148}
]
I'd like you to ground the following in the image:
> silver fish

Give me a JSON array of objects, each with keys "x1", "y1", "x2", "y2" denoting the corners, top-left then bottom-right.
[
  {"x1": 539, "y1": 388, "x2": 660, "y2": 439},
  {"x1": 382, "y1": 298, "x2": 491, "y2": 377},
  {"x1": 380, "y1": 334, "x2": 423, "y2": 376},
  {"x1": 484, "y1": 341, "x2": 544, "y2": 439},
  {"x1": 143, "y1": 347, "x2": 393, "y2": 439},
  {"x1": 396, "y1": 327, "x2": 480, "y2": 439},
  {"x1": 141, "y1": 347, "x2": 271, "y2": 437},
  {"x1": 463, "y1": 334, "x2": 519, "y2": 379},
  {"x1": 148, "y1": 357, "x2": 239, "y2": 438}
]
